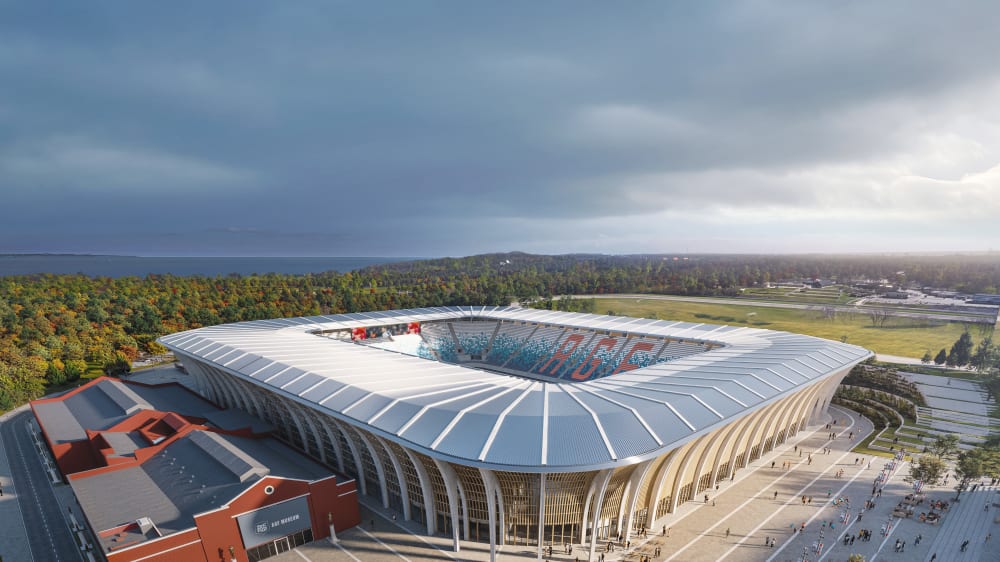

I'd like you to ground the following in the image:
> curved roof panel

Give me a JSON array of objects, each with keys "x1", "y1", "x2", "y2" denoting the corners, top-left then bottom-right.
[{"x1": 159, "y1": 306, "x2": 871, "y2": 472}]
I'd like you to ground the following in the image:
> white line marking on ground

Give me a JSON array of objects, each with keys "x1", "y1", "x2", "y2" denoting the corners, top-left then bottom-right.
[
  {"x1": 756, "y1": 464, "x2": 869, "y2": 562},
  {"x1": 668, "y1": 412, "x2": 859, "y2": 561},
  {"x1": 13, "y1": 421, "x2": 59, "y2": 561},
  {"x1": 292, "y1": 548, "x2": 313, "y2": 561},
  {"x1": 815, "y1": 464, "x2": 910, "y2": 561},
  {"x1": 744, "y1": 429, "x2": 865, "y2": 560},
  {"x1": 869, "y1": 512, "x2": 903, "y2": 562},
  {"x1": 383, "y1": 513, "x2": 461, "y2": 560},
  {"x1": 0, "y1": 416, "x2": 36, "y2": 562},
  {"x1": 359, "y1": 527, "x2": 413, "y2": 562},
  {"x1": 26, "y1": 419, "x2": 85, "y2": 562},
  {"x1": 334, "y1": 542, "x2": 363, "y2": 562},
  {"x1": 762, "y1": 412, "x2": 871, "y2": 562}
]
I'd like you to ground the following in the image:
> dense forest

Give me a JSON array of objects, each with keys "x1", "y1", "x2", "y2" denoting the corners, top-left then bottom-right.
[
  {"x1": 375, "y1": 252, "x2": 1000, "y2": 295},
  {"x1": 2, "y1": 252, "x2": 999, "y2": 410}
]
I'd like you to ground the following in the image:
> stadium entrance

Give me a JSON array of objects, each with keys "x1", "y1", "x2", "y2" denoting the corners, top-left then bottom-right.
[{"x1": 246, "y1": 529, "x2": 313, "y2": 562}]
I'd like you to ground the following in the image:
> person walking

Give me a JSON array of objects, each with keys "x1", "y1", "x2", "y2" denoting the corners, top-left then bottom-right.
[{"x1": 725, "y1": 528, "x2": 730, "y2": 538}]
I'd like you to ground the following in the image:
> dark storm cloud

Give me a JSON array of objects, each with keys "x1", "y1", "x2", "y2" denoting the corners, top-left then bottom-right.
[{"x1": 2, "y1": 1, "x2": 999, "y2": 255}]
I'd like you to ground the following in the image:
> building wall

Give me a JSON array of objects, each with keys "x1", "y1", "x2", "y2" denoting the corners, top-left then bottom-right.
[
  {"x1": 194, "y1": 475, "x2": 358, "y2": 562},
  {"x1": 50, "y1": 439, "x2": 102, "y2": 475},
  {"x1": 100, "y1": 475, "x2": 358, "y2": 562}
]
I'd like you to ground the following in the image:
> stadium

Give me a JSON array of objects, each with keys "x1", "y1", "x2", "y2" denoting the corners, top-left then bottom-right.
[{"x1": 159, "y1": 306, "x2": 871, "y2": 559}]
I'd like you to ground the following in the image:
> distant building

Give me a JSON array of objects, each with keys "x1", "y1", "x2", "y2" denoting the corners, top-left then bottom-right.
[
  {"x1": 883, "y1": 291, "x2": 909, "y2": 299},
  {"x1": 31, "y1": 377, "x2": 359, "y2": 562},
  {"x1": 968, "y1": 294, "x2": 1000, "y2": 305}
]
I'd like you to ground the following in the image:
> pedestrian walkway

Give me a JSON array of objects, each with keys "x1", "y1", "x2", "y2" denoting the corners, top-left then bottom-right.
[
  {"x1": 271, "y1": 406, "x2": 885, "y2": 562},
  {"x1": 656, "y1": 406, "x2": 875, "y2": 561},
  {"x1": 921, "y1": 485, "x2": 1000, "y2": 561},
  {"x1": 274, "y1": 403, "x2": 999, "y2": 561}
]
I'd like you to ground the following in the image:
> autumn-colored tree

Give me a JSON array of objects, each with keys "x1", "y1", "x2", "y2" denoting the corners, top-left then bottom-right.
[{"x1": 103, "y1": 353, "x2": 132, "y2": 378}]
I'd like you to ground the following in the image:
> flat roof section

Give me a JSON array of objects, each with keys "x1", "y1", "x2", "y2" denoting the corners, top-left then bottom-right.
[{"x1": 34, "y1": 378, "x2": 220, "y2": 444}]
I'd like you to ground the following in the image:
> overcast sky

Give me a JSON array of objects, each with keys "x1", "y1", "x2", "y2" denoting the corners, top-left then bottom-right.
[{"x1": 2, "y1": 2, "x2": 999, "y2": 257}]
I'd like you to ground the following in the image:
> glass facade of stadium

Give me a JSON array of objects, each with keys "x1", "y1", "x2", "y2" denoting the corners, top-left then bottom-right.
[{"x1": 175, "y1": 354, "x2": 850, "y2": 555}]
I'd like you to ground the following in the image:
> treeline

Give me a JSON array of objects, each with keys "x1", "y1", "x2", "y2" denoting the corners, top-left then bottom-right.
[
  {"x1": 2, "y1": 252, "x2": 1000, "y2": 410},
  {"x1": 372, "y1": 252, "x2": 1000, "y2": 295},
  {"x1": 0, "y1": 271, "x2": 419, "y2": 409}
]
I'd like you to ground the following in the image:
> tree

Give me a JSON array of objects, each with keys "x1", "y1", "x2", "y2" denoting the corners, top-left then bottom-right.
[
  {"x1": 971, "y1": 337, "x2": 997, "y2": 374},
  {"x1": 954, "y1": 449, "x2": 987, "y2": 498},
  {"x1": 45, "y1": 361, "x2": 66, "y2": 387},
  {"x1": 931, "y1": 434, "x2": 960, "y2": 459},
  {"x1": 956, "y1": 447, "x2": 1000, "y2": 482},
  {"x1": 908, "y1": 454, "x2": 947, "y2": 486},
  {"x1": 103, "y1": 353, "x2": 132, "y2": 378},
  {"x1": 848, "y1": 554, "x2": 867, "y2": 562},
  {"x1": 949, "y1": 330, "x2": 975, "y2": 367},
  {"x1": 921, "y1": 351, "x2": 932, "y2": 364},
  {"x1": 63, "y1": 360, "x2": 85, "y2": 383},
  {"x1": 868, "y1": 308, "x2": 889, "y2": 328},
  {"x1": 934, "y1": 348, "x2": 947, "y2": 365}
]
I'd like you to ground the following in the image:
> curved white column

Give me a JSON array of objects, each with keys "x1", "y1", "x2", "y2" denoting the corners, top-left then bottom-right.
[{"x1": 432, "y1": 459, "x2": 462, "y2": 551}]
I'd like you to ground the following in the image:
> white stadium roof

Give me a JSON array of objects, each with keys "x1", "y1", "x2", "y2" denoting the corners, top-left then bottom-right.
[{"x1": 159, "y1": 306, "x2": 871, "y2": 472}]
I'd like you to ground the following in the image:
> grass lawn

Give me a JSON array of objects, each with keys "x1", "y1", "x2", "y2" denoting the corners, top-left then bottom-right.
[
  {"x1": 852, "y1": 431, "x2": 896, "y2": 459},
  {"x1": 739, "y1": 286, "x2": 856, "y2": 305},
  {"x1": 874, "y1": 428, "x2": 924, "y2": 448},
  {"x1": 595, "y1": 297, "x2": 992, "y2": 358}
]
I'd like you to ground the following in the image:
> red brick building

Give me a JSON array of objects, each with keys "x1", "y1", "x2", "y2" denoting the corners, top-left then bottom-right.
[{"x1": 31, "y1": 377, "x2": 360, "y2": 562}]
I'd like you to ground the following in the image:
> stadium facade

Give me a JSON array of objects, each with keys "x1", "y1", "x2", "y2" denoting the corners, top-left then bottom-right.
[{"x1": 159, "y1": 306, "x2": 871, "y2": 560}]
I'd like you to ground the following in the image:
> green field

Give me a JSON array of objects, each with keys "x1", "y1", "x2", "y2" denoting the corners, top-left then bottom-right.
[
  {"x1": 595, "y1": 297, "x2": 992, "y2": 359},
  {"x1": 739, "y1": 285, "x2": 857, "y2": 305}
]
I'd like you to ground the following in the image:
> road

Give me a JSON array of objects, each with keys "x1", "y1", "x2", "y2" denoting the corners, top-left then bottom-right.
[
  {"x1": 571, "y1": 294, "x2": 997, "y2": 324},
  {"x1": 0, "y1": 410, "x2": 82, "y2": 562}
]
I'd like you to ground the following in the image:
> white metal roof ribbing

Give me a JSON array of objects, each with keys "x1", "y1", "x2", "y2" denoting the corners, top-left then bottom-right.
[{"x1": 158, "y1": 306, "x2": 872, "y2": 472}]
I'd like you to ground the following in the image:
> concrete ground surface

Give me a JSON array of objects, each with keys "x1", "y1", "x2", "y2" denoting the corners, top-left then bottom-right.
[
  {"x1": 266, "y1": 405, "x2": 1000, "y2": 562},
  {"x1": 4, "y1": 368, "x2": 999, "y2": 562}
]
